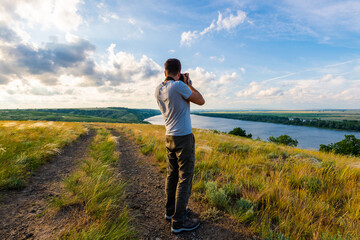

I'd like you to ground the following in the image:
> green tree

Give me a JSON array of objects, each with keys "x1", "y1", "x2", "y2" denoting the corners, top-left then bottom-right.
[
  {"x1": 268, "y1": 135, "x2": 298, "y2": 147},
  {"x1": 319, "y1": 135, "x2": 360, "y2": 156},
  {"x1": 228, "y1": 127, "x2": 252, "y2": 138}
]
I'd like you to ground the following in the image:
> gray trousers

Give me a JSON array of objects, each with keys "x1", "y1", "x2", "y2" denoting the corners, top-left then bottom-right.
[{"x1": 165, "y1": 133, "x2": 195, "y2": 223}]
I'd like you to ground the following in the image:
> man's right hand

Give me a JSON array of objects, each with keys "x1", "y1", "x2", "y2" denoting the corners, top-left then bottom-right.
[{"x1": 183, "y1": 73, "x2": 192, "y2": 86}]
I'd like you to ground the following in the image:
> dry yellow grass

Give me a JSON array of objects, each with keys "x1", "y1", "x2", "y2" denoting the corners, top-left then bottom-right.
[
  {"x1": 113, "y1": 123, "x2": 360, "y2": 239},
  {"x1": 2, "y1": 120, "x2": 359, "y2": 239},
  {"x1": 0, "y1": 121, "x2": 87, "y2": 189}
]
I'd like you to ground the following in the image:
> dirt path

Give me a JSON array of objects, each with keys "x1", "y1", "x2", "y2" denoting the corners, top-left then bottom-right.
[
  {"x1": 112, "y1": 129, "x2": 258, "y2": 240},
  {"x1": 0, "y1": 128, "x2": 96, "y2": 240}
]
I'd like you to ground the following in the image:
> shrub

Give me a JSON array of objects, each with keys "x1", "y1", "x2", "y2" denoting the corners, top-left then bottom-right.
[
  {"x1": 205, "y1": 181, "x2": 229, "y2": 209},
  {"x1": 268, "y1": 135, "x2": 298, "y2": 147},
  {"x1": 217, "y1": 142, "x2": 251, "y2": 154},
  {"x1": 232, "y1": 198, "x2": 256, "y2": 223},
  {"x1": 228, "y1": 127, "x2": 252, "y2": 138},
  {"x1": 319, "y1": 135, "x2": 360, "y2": 156},
  {"x1": 140, "y1": 143, "x2": 154, "y2": 155}
]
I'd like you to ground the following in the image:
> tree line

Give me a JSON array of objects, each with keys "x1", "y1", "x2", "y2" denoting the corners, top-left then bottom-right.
[{"x1": 196, "y1": 113, "x2": 360, "y2": 131}]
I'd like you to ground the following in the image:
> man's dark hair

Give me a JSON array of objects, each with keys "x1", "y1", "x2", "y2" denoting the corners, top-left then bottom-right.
[{"x1": 165, "y1": 58, "x2": 181, "y2": 76}]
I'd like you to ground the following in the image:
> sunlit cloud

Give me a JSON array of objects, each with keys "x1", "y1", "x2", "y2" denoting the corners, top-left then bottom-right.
[
  {"x1": 210, "y1": 55, "x2": 225, "y2": 63},
  {"x1": 0, "y1": 0, "x2": 83, "y2": 32},
  {"x1": 180, "y1": 10, "x2": 248, "y2": 46}
]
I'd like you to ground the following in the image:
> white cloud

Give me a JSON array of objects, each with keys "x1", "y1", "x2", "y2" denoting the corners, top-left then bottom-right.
[
  {"x1": 257, "y1": 87, "x2": 282, "y2": 97},
  {"x1": 96, "y1": 2, "x2": 105, "y2": 9},
  {"x1": 237, "y1": 81, "x2": 262, "y2": 97},
  {"x1": 185, "y1": 67, "x2": 241, "y2": 107},
  {"x1": 237, "y1": 73, "x2": 360, "y2": 107},
  {"x1": 215, "y1": 10, "x2": 247, "y2": 31},
  {"x1": 180, "y1": 31, "x2": 200, "y2": 47},
  {"x1": 128, "y1": 18, "x2": 136, "y2": 25},
  {"x1": 186, "y1": 67, "x2": 216, "y2": 91},
  {"x1": 110, "y1": 14, "x2": 119, "y2": 20},
  {"x1": 180, "y1": 10, "x2": 248, "y2": 46},
  {"x1": 0, "y1": 0, "x2": 161, "y2": 107},
  {"x1": 99, "y1": 12, "x2": 120, "y2": 23},
  {"x1": 65, "y1": 32, "x2": 80, "y2": 43},
  {"x1": 210, "y1": 55, "x2": 225, "y2": 62},
  {"x1": 219, "y1": 72, "x2": 237, "y2": 84},
  {"x1": 122, "y1": 17, "x2": 144, "y2": 35},
  {"x1": 104, "y1": 44, "x2": 162, "y2": 85},
  {"x1": 0, "y1": 0, "x2": 83, "y2": 32},
  {"x1": 0, "y1": 46, "x2": 164, "y2": 109}
]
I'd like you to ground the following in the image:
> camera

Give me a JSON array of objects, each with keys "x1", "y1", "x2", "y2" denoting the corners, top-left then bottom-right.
[
  {"x1": 178, "y1": 73, "x2": 186, "y2": 82},
  {"x1": 179, "y1": 73, "x2": 192, "y2": 85}
]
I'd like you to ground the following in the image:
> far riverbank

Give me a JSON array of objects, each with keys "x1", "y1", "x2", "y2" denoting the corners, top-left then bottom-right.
[
  {"x1": 145, "y1": 114, "x2": 360, "y2": 150},
  {"x1": 193, "y1": 112, "x2": 360, "y2": 132}
]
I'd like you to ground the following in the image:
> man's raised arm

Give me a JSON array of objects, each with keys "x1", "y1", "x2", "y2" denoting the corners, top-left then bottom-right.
[{"x1": 184, "y1": 75, "x2": 205, "y2": 105}]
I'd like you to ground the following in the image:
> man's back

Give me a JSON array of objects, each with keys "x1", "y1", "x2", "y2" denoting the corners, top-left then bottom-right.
[{"x1": 155, "y1": 80, "x2": 192, "y2": 136}]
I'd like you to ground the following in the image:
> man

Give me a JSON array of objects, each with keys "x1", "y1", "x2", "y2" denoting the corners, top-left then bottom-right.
[{"x1": 155, "y1": 58, "x2": 205, "y2": 234}]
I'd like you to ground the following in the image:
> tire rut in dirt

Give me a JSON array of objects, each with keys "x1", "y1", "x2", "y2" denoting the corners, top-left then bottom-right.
[
  {"x1": 0, "y1": 128, "x2": 96, "y2": 240},
  {"x1": 111, "y1": 129, "x2": 258, "y2": 240}
]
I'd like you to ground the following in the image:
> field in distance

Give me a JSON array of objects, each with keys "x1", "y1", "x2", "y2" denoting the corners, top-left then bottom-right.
[{"x1": 0, "y1": 107, "x2": 160, "y2": 123}]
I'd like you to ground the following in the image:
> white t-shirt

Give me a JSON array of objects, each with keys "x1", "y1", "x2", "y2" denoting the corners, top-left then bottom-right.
[{"x1": 155, "y1": 80, "x2": 192, "y2": 136}]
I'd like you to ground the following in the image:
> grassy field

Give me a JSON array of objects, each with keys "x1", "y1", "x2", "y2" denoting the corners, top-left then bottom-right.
[
  {"x1": 196, "y1": 110, "x2": 360, "y2": 121},
  {"x1": 0, "y1": 121, "x2": 87, "y2": 189},
  {"x1": 116, "y1": 123, "x2": 360, "y2": 239},
  {"x1": 52, "y1": 128, "x2": 134, "y2": 239},
  {"x1": 2, "y1": 120, "x2": 360, "y2": 239}
]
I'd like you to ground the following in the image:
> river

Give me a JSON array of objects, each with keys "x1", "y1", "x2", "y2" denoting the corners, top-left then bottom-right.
[{"x1": 144, "y1": 114, "x2": 360, "y2": 150}]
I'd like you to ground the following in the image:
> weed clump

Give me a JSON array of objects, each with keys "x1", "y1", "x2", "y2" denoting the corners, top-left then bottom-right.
[
  {"x1": 231, "y1": 198, "x2": 256, "y2": 223},
  {"x1": 205, "y1": 181, "x2": 229, "y2": 209}
]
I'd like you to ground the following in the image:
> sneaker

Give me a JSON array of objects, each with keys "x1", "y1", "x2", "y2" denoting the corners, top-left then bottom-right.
[
  {"x1": 165, "y1": 208, "x2": 191, "y2": 221},
  {"x1": 171, "y1": 217, "x2": 201, "y2": 234}
]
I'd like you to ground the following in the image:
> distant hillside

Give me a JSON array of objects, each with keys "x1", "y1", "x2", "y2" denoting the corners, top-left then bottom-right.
[{"x1": 0, "y1": 107, "x2": 160, "y2": 123}]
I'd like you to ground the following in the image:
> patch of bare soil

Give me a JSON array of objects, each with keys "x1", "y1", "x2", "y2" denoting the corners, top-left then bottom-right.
[
  {"x1": 0, "y1": 129, "x2": 96, "y2": 240},
  {"x1": 112, "y1": 129, "x2": 259, "y2": 240}
]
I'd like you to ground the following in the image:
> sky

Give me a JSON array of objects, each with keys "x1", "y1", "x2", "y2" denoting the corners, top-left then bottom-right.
[{"x1": 0, "y1": 0, "x2": 360, "y2": 110}]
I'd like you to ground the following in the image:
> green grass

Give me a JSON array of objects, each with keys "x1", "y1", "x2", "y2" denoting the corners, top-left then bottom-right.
[
  {"x1": 117, "y1": 123, "x2": 360, "y2": 239},
  {"x1": 0, "y1": 121, "x2": 87, "y2": 189},
  {"x1": 52, "y1": 128, "x2": 135, "y2": 239}
]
